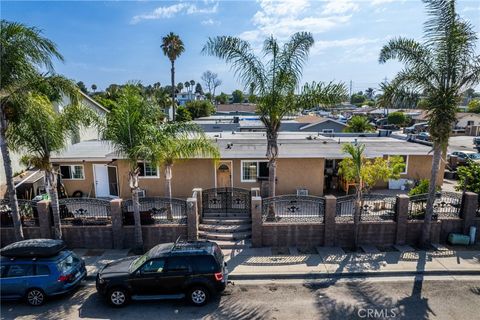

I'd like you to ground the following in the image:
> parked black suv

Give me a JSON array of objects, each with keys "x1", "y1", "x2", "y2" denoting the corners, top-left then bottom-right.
[{"x1": 96, "y1": 241, "x2": 228, "y2": 307}]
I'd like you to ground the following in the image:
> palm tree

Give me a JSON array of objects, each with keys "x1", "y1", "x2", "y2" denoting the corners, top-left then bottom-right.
[
  {"x1": 184, "y1": 81, "x2": 190, "y2": 98},
  {"x1": 189, "y1": 80, "x2": 195, "y2": 100},
  {"x1": 344, "y1": 116, "x2": 374, "y2": 133},
  {"x1": 147, "y1": 123, "x2": 219, "y2": 218},
  {"x1": 7, "y1": 90, "x2": 95, "y2": 239},
  {"x1": 177, "y1": 82, "x2": 184, "y2": 93},
  {"x1": 161, "y1": 32, "x2": 185, "y2": 121},
  {"x1": 101, "y1": 85, "x2": 162, "y2": 251},
  {"x1": 379, "y1": 0, "x2": 480, "y2": 247},
  {"x1": 365, "y1": 88, "x2": 375, "y2": 100},
  {"x1": 0, "y1": 20, "x2": 66, "y2": 241},
  {"x1": 203, "y1": 32, "x2": 347, "y2": 198},
  {"x1": 91, "y1": 84, "x2": 97, "y2": 93}
]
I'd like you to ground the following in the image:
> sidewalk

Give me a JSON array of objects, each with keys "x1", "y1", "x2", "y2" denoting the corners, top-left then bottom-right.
[{"x1": 74, "y1": 246, "x2": 480, "y2": 281}]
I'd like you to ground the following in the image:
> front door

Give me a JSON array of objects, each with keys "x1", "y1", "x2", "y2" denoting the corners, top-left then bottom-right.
[
  {"x1": 216, "y1": 162, "x2": 232, "y2": 188},
  {"x1": 93, "y1": 164, "x2": 118, "y2": 198}
]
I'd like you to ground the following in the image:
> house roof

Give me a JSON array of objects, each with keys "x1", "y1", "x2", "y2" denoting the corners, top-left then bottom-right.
[
  {"x1": 294, "y1": 115, "x2": 324, "y2": 123},
  {"x1": 51, "y1": 133, "x2": 433, "y2": 162},
  {"x1": 79, "y1": 91, "x2": 110, "y2": 114},
  {"x1": 216, "y1": 103, "x2": 257, "y2": 113},
  {"x1": 299, "y1": 118, "x2": 347, "y2": 130}
]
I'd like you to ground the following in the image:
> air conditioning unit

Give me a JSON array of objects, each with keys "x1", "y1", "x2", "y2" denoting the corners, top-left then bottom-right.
[
  {"x1": 137, "y1": 189, "x2": 146, "y2": 198},
  {"x1": 296, "y1": 188, "x2": 308, "y2": 196}
]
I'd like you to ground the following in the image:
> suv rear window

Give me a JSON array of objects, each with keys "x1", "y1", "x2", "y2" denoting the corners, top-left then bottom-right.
[
  {"x1": 57, "y1": 253, "x2": 80, "y2": 273},
  {"x1": 192, "y1": 255, "x2": 218, "y2": 273},
  {"x1": 36, "y1": 264, "x2": 51, "y2": 276}
]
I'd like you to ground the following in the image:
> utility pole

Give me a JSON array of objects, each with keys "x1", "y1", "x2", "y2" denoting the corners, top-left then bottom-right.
[
  {"x1": 383, "y1": 77, "x2": 389, "y2": 116},
  {"x1": 349, "y1": 80, "x2": 353, "y2": 102}
]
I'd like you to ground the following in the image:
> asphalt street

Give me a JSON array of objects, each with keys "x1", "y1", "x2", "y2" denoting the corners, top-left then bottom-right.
[{"x1": 1, "y1": 279, "x2": 479, "y2": 320}]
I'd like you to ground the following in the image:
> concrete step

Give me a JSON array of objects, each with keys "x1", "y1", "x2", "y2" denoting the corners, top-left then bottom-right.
[
  {"x1": 199, "y1": 224, "x2": 251, "y2": 233},
  {"x1": 202, "y1": 213, "x2": 251, "y2": 218},
  {"x1": 201, "y1": 218, "x2": 251, "y2": 225},
  {"x1": 199, "y1": 230, "x2": 252, "y2": 241},
  {"x1": 207, "y1": 239, "x2": 251, "y2": 250}
]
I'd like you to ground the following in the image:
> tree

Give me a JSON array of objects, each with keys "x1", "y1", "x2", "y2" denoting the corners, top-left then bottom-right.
[
  {"x1": 365, "y1": 88, "x2": 375, "y2": 100},
  {"x1": 91, "y1": 84, "x2": 97, "y2": 93},
  {"x1": 161, "y1": 32, "x2": 185, "y2": 121},
  {"x1": 379, "y1": 0, "x2": 480, "y2": 247},
  {"x1": 76, "y1": 81, "x2": 88, "y2": 94},
  {"x1": 387, "y1": 111, "x2": 407, "y2": 125},
  {"x1": 377, "y1": 81, "x2": 420, "y2": 110},
  {"x1": 203, "y1": 32, "x2": 346, "y2": 199},
  {"x1": 185, "y1": 100, "x2": 215, "y2": 119},
  {"x1": 195, "y1": 83, "x2": 204, "y2": 95},
  {"x1": 184, "y1": 81, "x2": 190, "y2": 95},
  {"x1": 1, "y1": 19, "x2": 68, "y2": 241},
  {"x1": 101, "y1": 85, "x2": 162, "y2": 251},
  {"x1": 467, "y1": 99, "x2": 480, "y2": 113},
  {"x1": 201, "y1": 70, "x2": 222, "y2": 101},
  {"x1": 456, "y1": 161, "x2": 480, "y2": 193},
  {"x1": 338, "y1": 143, "x2": 405, "y2": 248},
  {"x1": 147, "y1": 123, "x2": 219, "y2": 218},
  {"x1": 7, "y1": 92, "x2": 96, "y2": 239},
  {"x1": 215, "y1": 92, "x2": 228, "y2": 104},
  {"x1": 177, "y1": 82, "x2": 184, "y2": 93},
  {"x1": 350, "y1": 92, "x2": 366, "y2": 106},
  {"x1": 232, "y1": 90, "x2": 244, "y2": 103},
  {"x1": 344, "y1": 116, "x2": 374, "y2": 133},
  {"x1": 92, "y1": 95, "x2": 116, "y2": 110},
  {"x1": 176, "y1": 105, "x2": 192, "y2": 122}
]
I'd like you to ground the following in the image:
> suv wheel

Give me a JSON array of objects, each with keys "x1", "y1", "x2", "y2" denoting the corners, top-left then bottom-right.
[
  {"x1": 108, "y1": 288, "x2": 130, "y2": 307},
  {"x1": 26, "y1": 288, "x2": 46, "y2": 306},
  {"x1": 188, "y1": 286, "x2": 210, "y2": 306}
]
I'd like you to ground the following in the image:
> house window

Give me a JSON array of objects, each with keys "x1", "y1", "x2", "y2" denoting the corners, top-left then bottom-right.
[
  {"x1": 138, "y1": 162, "x2": 158, "y2": 178},
  {"x1": 60, "y1": 165, "x2": 84, "y2": 180},
  {"x1": 241, "y1": 160, "x2": 269, "y2": 182},
  {"x1": 322, "y1": 129, "x2": 334, "y2": 133},
  {"x1": 388, "y1": 155, "x2": 408, "y2": 174}
]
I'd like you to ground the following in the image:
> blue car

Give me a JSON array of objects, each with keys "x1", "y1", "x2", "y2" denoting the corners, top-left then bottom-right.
[{"x1": 1, "y1": 243, "x2": 86, "y2": 306}]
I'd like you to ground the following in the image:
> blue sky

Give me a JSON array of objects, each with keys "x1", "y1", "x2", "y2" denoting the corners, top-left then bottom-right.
[{"x1": 3, "y1": 0, "x2": 480, "y2": 93}]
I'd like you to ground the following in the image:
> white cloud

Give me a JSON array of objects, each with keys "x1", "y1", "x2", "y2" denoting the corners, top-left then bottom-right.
[
  {"x1": 321, "y1": 0, "x2": 359, "y2": 15},
  {"x1": 201, "y1": 18, "x2": 220, "y2": 26},
  {"x1": 131, "y1": 1, "x2": 218, "y2": 24},
  {"x1": 371, "y1": 0, "x2": 395, "y2": 5},
  {"x1": 462, "y1": 6, "x2": 480, "y2": 13},
  {"x1": 238, "y1": 0, "x2": 355, "y2": 45}
]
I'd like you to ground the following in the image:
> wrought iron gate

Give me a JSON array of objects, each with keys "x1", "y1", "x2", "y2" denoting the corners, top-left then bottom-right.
[{"x1": 202, "y1": 188, "x2": 251, "y2": 215}]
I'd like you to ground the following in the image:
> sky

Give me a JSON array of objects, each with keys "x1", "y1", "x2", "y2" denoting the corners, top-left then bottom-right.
[{"x1": 3, "y1": 0, "x2": 480, "y2": 94}]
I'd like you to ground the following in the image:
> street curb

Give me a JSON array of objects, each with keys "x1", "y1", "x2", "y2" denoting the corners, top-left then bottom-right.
[{"x1": 84, "y1": 270, "x2": 480, "y2": 282}]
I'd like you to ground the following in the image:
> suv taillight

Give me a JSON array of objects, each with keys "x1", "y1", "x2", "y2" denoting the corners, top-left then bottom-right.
[
  {"x1": 58, "y1": 274, "x2": 73, "y2": 282},
  {"x1": 214, "y1": 272, "x2": 223, "y2": 281}
]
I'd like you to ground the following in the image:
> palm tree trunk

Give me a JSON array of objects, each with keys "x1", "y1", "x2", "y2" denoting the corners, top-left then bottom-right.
[
  {"x1": 420, "y1": 143, "x2": 442, "y2": 248},
  {"x1": 164, "y1": 164, "x2": 173, "y2": 220},
  {"x1": 266, "y1": 132, "x2": 278, "y2": 221},
  {"x1": 0, "y1": 110, "x2": 24, "y2": 241},
  {"x1": 170, "y1": 60, "x2": 176, "y2": 121},
  {"x1": 46, "y1": 170, "x2": 62, "y2": 239},
  {"x1": 353, "y1": 188, "x2": 363, "y2": 250},
  {"x1": 132, "y1": 189, "x2": 143, "y2": 251}
]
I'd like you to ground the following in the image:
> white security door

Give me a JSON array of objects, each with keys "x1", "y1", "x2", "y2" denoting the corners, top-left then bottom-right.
[{"x1": 93, "y1": 164, "x2": 110, "y2": 197}]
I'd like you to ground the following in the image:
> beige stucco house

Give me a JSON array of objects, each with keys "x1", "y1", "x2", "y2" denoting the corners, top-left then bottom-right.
[{"x1": 50, "y1": 132, "x2": 445, "y2": 199}]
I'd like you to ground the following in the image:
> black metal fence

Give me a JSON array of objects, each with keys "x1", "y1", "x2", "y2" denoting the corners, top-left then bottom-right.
[
  {"x1": 335, "y1": 194, "x2": 396, "y2": 222},
  {"x1": 202, "y1": 188, "x2": 251, "y2": 215},
  {"x1": 408, "y1": 192, "x2": 463, "y2": 220},
  {"x1": 122, "y1": 197, "x2": 187, "y2": 225},
  {"x1": 262, "y1": 195, "x2": 325, "y2": 222},
  {"x1": 335, "y1": 195, "x2": 355, "y2": 222},
  {"x1": 58, "y1": 198, "x2": 111, "y2": 225},
  {"x1": 0, "y1": 199, "x2": 39, "y2": 227}
]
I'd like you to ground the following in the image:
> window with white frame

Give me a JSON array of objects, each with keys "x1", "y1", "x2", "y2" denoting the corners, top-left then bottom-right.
[
  {"x1": 60, "y1": 165, "x2": 84, "y2": 180},
  {"x1": 241, "y1": 160, "x2": 268, "y2": 182},
  {"x1": 389, "y1": 155, "x2": 408, "y2": 174},
  {"x1": 138, "y1": 162, "x2": 158, "y2": 177}
]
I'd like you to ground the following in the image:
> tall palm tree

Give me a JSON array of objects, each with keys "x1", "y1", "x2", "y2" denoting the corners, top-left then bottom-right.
[
  {"x1": 177, "y1": 82, "x2": 184, "y2": 93},
  {"x1": 379, "y1": 0, "x2": 480, "y2": 247},
  {"x1": 365, "y1": 88, "x2": 375, "y2": 100},
  {"x1": 184, "y1": 81, "x2": 190, "y2": 98},
  {"x1": 147, "y1": 123, "x2": 219, "y2": 218},
  {"x1": 91, "y1": 84, "x2": 97, "y2": 93},
  {"x1": 101, "y1": 85, "x2": 162, "y2": 251},
  {"x1": 203, "y1": 33, "x2": 347, "y2": 198},
  {"x1": 189, "y1": 80, "x2": 195, "y2": 100},
  {"x1": 7, "y1": 90, "x2": 95, "y2": 239},
  {"x1": 161, "y1": 32, "x2": 184, "y2": 121},
  {"x1": 1, "y1": 19, "x2": 65, "y2": 240}
]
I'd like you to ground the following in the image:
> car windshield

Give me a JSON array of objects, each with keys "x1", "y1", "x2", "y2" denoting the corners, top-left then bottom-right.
[
  {"x1": 129, "y1": 254, "x2": 149, "y2": 273},
  {"x1": 468, "y1": 153, "x2": 480, "y2": 160}
]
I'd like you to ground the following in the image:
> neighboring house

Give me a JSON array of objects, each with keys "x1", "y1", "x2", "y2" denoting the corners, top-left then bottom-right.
[
  {"x1": 176, "y1": 92, "x2": 205, "y2": 106},
  {"x1": 215, "y1": 103, "x2": 257, "y2": 115},
  {"x1": 0, "y1": 91, "x2": 108, "y2": 198},
  {"x1": 455, "y1": 113, "x2": 480, "y2": 128},
  {"x1": 194, "y1": 115, "x2": 347, "y2": 133},
  {"x1": 50, "y1": 132, "x2": 444, "y2": 199}
]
